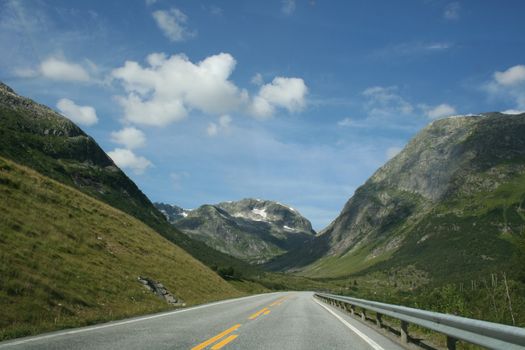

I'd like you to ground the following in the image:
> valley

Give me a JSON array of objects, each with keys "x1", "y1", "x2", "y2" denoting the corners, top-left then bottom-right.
[{"x1": 1, "y1": 82, "x2": 524, "y2": 345}]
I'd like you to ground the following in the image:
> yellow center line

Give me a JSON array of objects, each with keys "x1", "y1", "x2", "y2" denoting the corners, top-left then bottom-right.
[
  {"x1": 191, "y1": 324, "x2": 241, "y2": 350},
  {"x1": 210, "y1": 334, "x2": 238, "y2": 350},
  {"x1": 248, "y1": 307, "x2": 269, "y2": 320},
  {"x1": 263, "y1": 310, "x2": 270, "y2": 315},
  {"x1": 269, "y1": 297, "x2": 288, "y2": 307}
]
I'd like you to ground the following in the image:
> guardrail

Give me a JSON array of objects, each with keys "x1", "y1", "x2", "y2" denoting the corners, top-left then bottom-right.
[{"x1": 315, "y1": 292, "x2": 525, "y2": 350}]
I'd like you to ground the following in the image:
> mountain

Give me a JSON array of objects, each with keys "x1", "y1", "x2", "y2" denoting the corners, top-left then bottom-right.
[
  {"x1": 269, "y1": 113, "x2": 525, "y2": 284},
  {"x1": 0, "y1": 155, "x2": 241, "y2": 340},
  {"x1": 0, "y1": 82, "x2": 258, "y2": 277},
  {"x1": 156, "y1": 203, "x2": 190, "y2": 223},
  {"x1": 156, "y1": 199, "x2": 316, "y2": 264}
]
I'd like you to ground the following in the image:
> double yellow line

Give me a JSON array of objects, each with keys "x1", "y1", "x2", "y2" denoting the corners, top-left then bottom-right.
[
  {"x1": 248, "y1": 307, "x2": 270, "y2": 320},
  {"x1": 191, "y1": 324, "x2": 241, "y2": 350},
  {"x1": 191, "y1": 295, "x2": 290, "y2": 349}
]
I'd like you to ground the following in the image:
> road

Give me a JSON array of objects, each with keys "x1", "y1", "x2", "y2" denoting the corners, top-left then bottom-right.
[{"x1": 0, "y1": 292, "x2": 404, "y2": 350}]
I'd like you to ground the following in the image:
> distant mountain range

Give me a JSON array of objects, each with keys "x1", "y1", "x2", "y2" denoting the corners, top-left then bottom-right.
[
  {"x1": 268, "y1": 113, "x2": 525, "y2": 285},
  {"x1": 155, "y1": 199, "x2": 316, "y2": 264}
]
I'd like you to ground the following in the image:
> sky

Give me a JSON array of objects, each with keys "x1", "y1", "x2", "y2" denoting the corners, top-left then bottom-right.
[{"x1": 1, "y1": 0, "x2": 525, "y2": 230}]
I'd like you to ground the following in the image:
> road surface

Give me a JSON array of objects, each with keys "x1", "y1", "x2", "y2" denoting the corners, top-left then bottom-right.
[{"x1": 0, "y1": 292, "x2": 404, "y2": 349}]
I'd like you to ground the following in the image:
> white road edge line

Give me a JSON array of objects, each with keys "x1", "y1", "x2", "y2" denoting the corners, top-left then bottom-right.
[
  {"x1": 0, "y1": 292, "x2": 281, "y2": 348},
  {"x1": 313, "y1": 297, "x2": 384, "y2": 350}
]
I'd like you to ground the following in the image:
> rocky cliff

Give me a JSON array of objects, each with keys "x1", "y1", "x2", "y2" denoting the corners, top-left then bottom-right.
[{"x1": 270, "y1": 113, "x2": 525, "y2": 283}]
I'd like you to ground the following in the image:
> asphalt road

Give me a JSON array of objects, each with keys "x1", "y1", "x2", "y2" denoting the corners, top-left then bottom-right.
[{"x1": 0, "y1": 292, "x2": 404, "y2": 350}]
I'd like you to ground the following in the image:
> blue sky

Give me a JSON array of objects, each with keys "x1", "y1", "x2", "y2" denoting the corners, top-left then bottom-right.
[{"x1": 1, "y1": 0, "x2": 525, "y2": 230}]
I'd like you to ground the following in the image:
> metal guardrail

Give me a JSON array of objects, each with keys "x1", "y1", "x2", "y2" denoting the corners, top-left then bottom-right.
[{"x1": 315, "y1": 292, "x2": 525, "y2": 350}]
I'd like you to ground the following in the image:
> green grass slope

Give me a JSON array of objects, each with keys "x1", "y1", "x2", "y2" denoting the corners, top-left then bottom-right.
[
  {"x1": 0, "y1": 156, "x2": 242, "y2": 340},
  {"x1": 0, "y1": 82, "x2": 258, "y2": 278}
]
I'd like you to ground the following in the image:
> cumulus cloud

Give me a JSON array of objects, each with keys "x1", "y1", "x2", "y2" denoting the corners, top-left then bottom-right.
[
  {"x1": 207, "y1": 114, "x2": 232, "y2": 136},
  {"x1": 251, "y1": 77, "x2": 308, "y2": 118},
  {"x1": 485, "y1": 64, "x2": 525, "y2": 111},
  {"x1": 107, "y1": 148, "x2": 152, "y2": 174},
  {"x1": 152, "y1": 8, "x2": 195, "y2": 42},
  {"x1": 494, "y1": 65, "x2": 525, "y2": 86},
  {"x1": 112, "y1": 52, "x2": 307, "y2": 125},
  {"x1": 24, "y1": 57, "x2": 90, "y2": 82},
  {"x1": 56, "y1": 98, "x2": 98, "y2": 125},
  {"x1": 110, "y1": 127, "x2": 146, "y2": 149},
  {"x1": 386, "y1": 146, "x2": 402, "y2": 160},
  {"x1": 40, "y1": 57, "x2": 90, "y2": 81},
  {"x1": 444, "y1": 2, "x2": 461, "y2": 20},
  {"x1": 112, "y1": 52, "x2": 247, "y2": 126},
  {"x1": 282, "y1": 0, "x2": 296, "y2": 15},
  {"x1": 14, "y1": 57, "x2": 91, "y2": 82},
  {"x1": 424, "y1": 103, "x2": 457, "y2": 119}
]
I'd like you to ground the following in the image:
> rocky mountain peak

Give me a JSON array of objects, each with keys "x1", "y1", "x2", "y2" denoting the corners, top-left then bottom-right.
[
  {"x1": 369, "y1": 114, "x2": 482, "y2": 201},
  {"x1": 155, "y1": 198, "x2": 315, "y2": 263}
]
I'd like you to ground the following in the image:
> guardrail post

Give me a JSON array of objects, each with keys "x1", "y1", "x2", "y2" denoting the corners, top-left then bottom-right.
[
  {"x1": 350, "y1": 305, "x2": 355, "y2": 315},
  {"x1": 361, "y1": 309, "x2": 366, "y2": 321},
  {"x1": 446, "y1": 336, "x2": 457, "y2": 350},
  {"x1": 376, "y1": 313, "x2": 383, "y2": 328},
  {"x1": 400, "y1": 320, "x2": 409, "y2": 344}
]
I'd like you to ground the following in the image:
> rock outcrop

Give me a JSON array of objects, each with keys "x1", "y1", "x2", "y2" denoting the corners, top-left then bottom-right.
[{"x1": 138, "y1": 277, "x2": 185, "y2": 306}]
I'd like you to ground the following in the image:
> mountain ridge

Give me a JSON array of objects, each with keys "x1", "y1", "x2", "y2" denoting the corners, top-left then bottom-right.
[
  {"x1": 156, "y1": 198, "x2": 316, "y2": 264},
  {"x1": 268, "y1": 113, "x2": 525, "y2": 283}
]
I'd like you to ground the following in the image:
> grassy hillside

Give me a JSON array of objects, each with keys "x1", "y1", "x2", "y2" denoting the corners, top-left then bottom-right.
[
  {"x1": 0, "y1": 156, "x2": 242, "y2": 340},
  {"x1": 0, "y1": 82, "x2": 259, "y2": 278}
]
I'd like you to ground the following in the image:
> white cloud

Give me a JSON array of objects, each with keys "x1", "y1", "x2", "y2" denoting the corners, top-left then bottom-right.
[
  {"x1": 251, "y1": 77, "x2": 308, "y2": 118},
  {"x1": 152, "y1": 8, "x2": 195, "y2": 42},
  {"x1": 112, "y1": 52, "x2": 307, "y2": 125},
  {"x1": 282, "y1": 0, "x2": 296, "y2": 15},
  {"x1": 386, "y1": 146, "x2": 402, "y2": 160},
  {"x1": 494, "y1": 65, "x2": 525, "y2": 86},
  {"x1": 371, "y1": 42, "x2": 453, "y2": 59},
  {"x1": 107, "y1": 148, "x2": 152, "y2": 174},
  {"x1": 207, "y1": 114, "x2": 232, "y2": 136},
  {"x1": 502, "y1": 109, "x2": 524, "y2": 115},
  {"x1": 145, "y1": 0, "x2": 157, "y2": 5},
  {"x1": 56, "y1": 98, "x2": 98, "y2": 126},
  {"x1": 251, "y1": 73, "x2": 264, "y2": 86},
  {"x1": 112, "y1": 52, "x2": 247, "y2": 126},
  {"x1": 424, "y1": 103, "x2": 457, "y2": 119},
  {"x1": 485, "y1": 64, "x2": 525, "y2": 111},
  {"x1": 40, "y1": 57, "x2": 90, "y2": 81},
  {"x1": 362, "y1": 86, "x2": 414, "y2": 118},
  {"x1": 444, "y1": 2, "x2": 461, "y2": 20},
  {"x1": 425, "y1": 42, "x2": 452, "y2": 50},
  {"x1": 110, "y1": 127, "x2": 146, "y2": 149}
]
